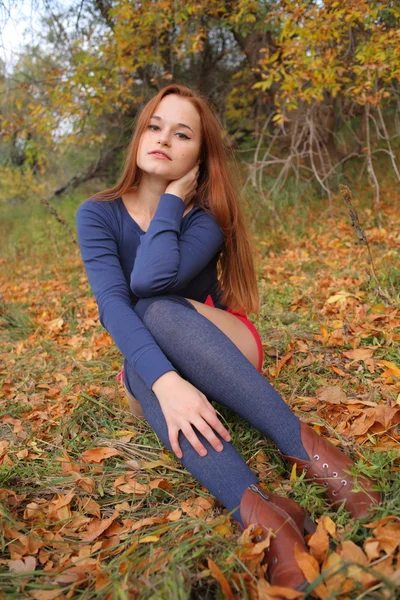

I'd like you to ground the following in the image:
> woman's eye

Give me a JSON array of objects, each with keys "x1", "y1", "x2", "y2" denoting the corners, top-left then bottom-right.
[{"x1": 147, "y1": 125, "x2": 189, "y2": 139}]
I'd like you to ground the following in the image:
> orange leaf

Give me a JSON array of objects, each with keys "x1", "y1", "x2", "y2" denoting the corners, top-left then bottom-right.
[
  {"x1": 342, "y1": 348, "x2": 374, "y2": 361},
  {"x1": 80, "y1": 508, "x2": 120, "y2": 542},
  {"x1": 81, "y1": 447, "x2": 123, "y2": 463},
  {"x1": 294, "y1": 545, "x2": 329, "y2": 599},
  {"x1": 372, "y1": 522, "x2": 400, "y2": 554},
  {"x1": 376, "y1": 360, "x2": 400, "y2": 378},
  {"x1": 317, "y1": 385, "x2": 347, "y2": 404},
  {"x1": 308, "y1": 519, "x2": 329, "y2": 563},
  {"x1": 31, "y1": 590, "x2": 66, "y2": 600},
  {"x1": 261, "y1": 583, "x2": 304, "y2": 598},
  {"x1": 80, "y1": 497, "x2": 101, "y2": 518},
  {"x1": 56, "y1": 449, "x2": 81, "y2": 474},
  {"x1": 321, "y1": 552, "x2": 347, "y2": 595},
  {"x1": 208, "y1": 558, "x2": 235, "y2": 600}
]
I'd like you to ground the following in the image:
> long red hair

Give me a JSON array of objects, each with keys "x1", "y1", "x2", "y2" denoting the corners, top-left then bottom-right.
[{"x1": 90, "y1": 84, "x2": 260, "y2": 317}]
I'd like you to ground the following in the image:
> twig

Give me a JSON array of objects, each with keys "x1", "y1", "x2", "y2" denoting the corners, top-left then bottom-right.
[
  {"x1": 339, "y1": 184, "x2": 393, "y2": 306},
  {"x1": 40, "y1": 196, "x2": 77, "y2": 243}
]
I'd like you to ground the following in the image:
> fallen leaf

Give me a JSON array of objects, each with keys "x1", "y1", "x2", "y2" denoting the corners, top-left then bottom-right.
[
  {"x1": 80, "y1": 509, "x2": 120, "y2": 542},
  {"x1": 9, "y1": 555, "x2": 36, "y2": 572},
  {"x1": 294, "y1": 545, "x2": 329, "y2": 598},
  {"x1": 317, "y1": 385, "x2": 347, "y2": 404},
  {"x1": 81, "y1": 447, "x2": 123, "y2": 463},
  {"x1": 31, "y1": 590, "x2": 66, "y2": 600},
  {"x1": 308, "y1": 519, "x2": 329, "y2": 563},
  {"x1": 342, "y1": 348, "x2": 374, "y2": 361},
  {"x1": 208, "y1": 558, "x2": 235, "y2": 600}
]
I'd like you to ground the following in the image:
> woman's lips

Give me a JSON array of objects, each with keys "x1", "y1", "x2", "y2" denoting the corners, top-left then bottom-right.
[{"x1": 149, "y1": 152, "x2": 171, "y2": 160}]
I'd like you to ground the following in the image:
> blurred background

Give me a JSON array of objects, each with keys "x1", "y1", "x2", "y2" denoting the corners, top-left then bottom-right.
[{"x1": 1, "y1": 0, "x2": 400, "y2": 260}]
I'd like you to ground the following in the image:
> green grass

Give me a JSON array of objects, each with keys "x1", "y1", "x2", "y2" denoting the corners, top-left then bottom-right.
[{"x1": 0, "y1": 184, "x2": 399, "y2": 599}]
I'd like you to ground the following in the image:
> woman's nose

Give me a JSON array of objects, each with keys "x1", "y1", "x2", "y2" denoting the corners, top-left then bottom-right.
[{"x1": 158, "y1": 132, "x2": 171, "y2": 146}]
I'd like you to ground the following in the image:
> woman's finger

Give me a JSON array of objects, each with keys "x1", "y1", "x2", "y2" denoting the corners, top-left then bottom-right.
[
  {"x1": 181, "y1": 423, "x2": 208, "y2": 457},
  {"x1": 168, "y1": 426, "x2": 182, "y2": 459},
  {"x1": 193, "y1": 417, "x2": 225, "y2": 453},
  {"x1": 204, "y1": 411, "x2": 231, "y2": 442}
]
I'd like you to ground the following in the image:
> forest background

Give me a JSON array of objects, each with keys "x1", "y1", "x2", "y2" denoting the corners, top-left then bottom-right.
[{"x1": 0, "y1": 1, "x2": 399, "y2": 599}]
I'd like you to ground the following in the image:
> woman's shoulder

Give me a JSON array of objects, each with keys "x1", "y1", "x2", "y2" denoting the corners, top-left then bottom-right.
[
  {"x1": 75, "y1": 197, "x2": 122, "y2": 234},
  {"x1": 76, "y1": 197, "x2": 121, "y2": 219},
  {"x1": 76, "y1": 196, "x2": 120, "y2": 214},
  {"x1": 184, "y1": 203, "x2": 224, "y2": 238}
]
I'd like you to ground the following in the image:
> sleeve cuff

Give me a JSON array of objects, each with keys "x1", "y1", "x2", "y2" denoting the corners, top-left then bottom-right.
[
  {"x1": 156, "y1": 193, "x2": 185, "y2": 222},
  {"x1": 134, "y1": 347, "x2": 178, "y2": 389}
]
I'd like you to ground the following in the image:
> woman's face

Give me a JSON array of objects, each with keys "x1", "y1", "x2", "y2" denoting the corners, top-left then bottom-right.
[{"x1": 137, "y1": 94, "x2": 202, "y2": 181}]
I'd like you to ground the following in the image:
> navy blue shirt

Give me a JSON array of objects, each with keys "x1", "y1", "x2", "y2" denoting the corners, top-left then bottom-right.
[{"x1": 75, "y1": 193, "x2": 227, "y2": 389}]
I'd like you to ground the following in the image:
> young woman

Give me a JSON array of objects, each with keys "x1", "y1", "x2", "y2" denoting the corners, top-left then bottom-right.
[{"x1": 76, "y1": 84, "x2": 382, "y2": 592}]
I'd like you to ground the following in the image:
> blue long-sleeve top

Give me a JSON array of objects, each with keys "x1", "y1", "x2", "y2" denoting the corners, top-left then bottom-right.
[{"x1": 75, "y1": 193, "x2": 227, "y2": 389}]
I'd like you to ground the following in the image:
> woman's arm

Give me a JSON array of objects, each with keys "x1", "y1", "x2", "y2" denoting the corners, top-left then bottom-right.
[
  {"x1": 130, "y1": 193, "x2": 224, "y2": 297},
  {"x1": 75, "y1": 200, "x2": 178, "y2": 389}
]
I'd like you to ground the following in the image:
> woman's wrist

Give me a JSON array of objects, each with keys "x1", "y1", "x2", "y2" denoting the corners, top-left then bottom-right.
[
  {"x1": 151, "y1": 370, "x2": 181, "y2": 393},
  {"x1": 165, "y1": 186, "x2": 185, "y2": 202}
]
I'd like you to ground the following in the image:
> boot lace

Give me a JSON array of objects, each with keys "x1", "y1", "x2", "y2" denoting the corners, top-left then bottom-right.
[{"x1": 304, "y1": 454, "x2": 348, "y2": 495}]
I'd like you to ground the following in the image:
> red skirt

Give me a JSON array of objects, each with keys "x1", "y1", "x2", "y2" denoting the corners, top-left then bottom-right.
[
  {"x1": 116, "y1": 294, "x2": 263, "y2": 382},
  {"x1": 204, "y1": 294, "x2": 263, "y2": 372}
]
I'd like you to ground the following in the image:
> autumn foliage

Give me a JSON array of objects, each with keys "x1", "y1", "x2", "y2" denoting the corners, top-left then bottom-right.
[
  {"x1": 0, "y1": 186, "x2": 399, "y2": 597},
  {"x1": 1, "y1": 0, "x2": 400, "y2": 210}
]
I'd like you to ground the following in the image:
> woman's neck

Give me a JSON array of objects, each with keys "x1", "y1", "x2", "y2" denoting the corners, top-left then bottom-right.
[{"x1": 123, "y1": 174, "x2": 170, "y2": 219}]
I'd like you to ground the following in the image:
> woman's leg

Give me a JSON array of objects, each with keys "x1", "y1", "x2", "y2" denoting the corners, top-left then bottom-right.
[
  {"x1": 133, "y1": 294, "x2": 309, "y2": 461},
  {"x1": 123, "y1": 361, "x2": 259, "y2": 528}
]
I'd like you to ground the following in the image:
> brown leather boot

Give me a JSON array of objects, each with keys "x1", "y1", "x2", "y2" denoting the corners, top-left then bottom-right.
[
  {"x1": 242, "y1": 488, "x2": 316, "y2": 535},
  {"x1": 238, "y1": 483, "x2": 308, "y2": 590},
  {"x1": 281, "y1": 422, "x2": 382, "y2": 518}
]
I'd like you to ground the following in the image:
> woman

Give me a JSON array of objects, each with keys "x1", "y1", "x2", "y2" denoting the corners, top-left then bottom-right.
[{"x1": 76, "y1": 84, "x2": 382, "y2": 592}]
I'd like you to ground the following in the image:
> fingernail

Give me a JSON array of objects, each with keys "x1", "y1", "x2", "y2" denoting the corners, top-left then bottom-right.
[
  {"x1": 200, "y1": 449, "x2": 207, "y2": 456},
  {"x1": 225, "y1": 435, "x2": 231, "y2": 442},
  {"x1": 217, "y1": 445, "x2": 223, "y2": 452}
]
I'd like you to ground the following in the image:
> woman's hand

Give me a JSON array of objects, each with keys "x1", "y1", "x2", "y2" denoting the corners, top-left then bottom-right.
[
  {"x1": 152, "y1": 371, "x2": 231, "y2": 459},
  {"x1": 165, "y1": 163, "x2": 200, "y2": 205}
]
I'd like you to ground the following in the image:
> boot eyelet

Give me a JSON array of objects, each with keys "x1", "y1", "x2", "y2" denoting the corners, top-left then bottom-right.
[
  {"x1": 332, "y1": 491, "x2": 337, "y2": 496},
  {"x1": 272, "y1": 557, "x2": 278, "y2": 564},
  {"x1": 341, "y1": 480, "x2": 347, "y2": 486},
  {"x1": 255, "y1": 535, "x2": 262, "y2": 542},
  {"x1": 323, "y1": 483, "x2": 328, "y2": 487},
  {"x1": 313, "y1": 454, "x2": 320, "y2": 460},
  {"x1": 322, "y1": 463, "x2": 329, "y2": 469},
  {"x1": 333, "y1": 472, "x2": 338, "y2": 477},
  {"x1": 312, "y1": 474, "x2": 318, "y2": 479}
]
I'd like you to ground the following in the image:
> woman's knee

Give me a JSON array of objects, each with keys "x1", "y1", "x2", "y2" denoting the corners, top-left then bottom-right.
[{"x1": 134, "y1": 294, "x2": 196, "y2": 321}]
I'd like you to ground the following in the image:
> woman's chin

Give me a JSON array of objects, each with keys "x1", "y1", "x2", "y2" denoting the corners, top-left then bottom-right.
[{"x1": 141, "y1": 167, "x2": 174, "y2": 180}]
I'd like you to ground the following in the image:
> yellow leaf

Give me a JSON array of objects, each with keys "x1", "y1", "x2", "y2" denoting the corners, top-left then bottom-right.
[
  {"x1": 139, "y1": 535, "x2": 160, "y2": 543},
  {"x1": 290, "y1": 463, "x2": 297, "y2": 481},
  {"x1": 376, "y1": 360, "x2": 400, "y2": 378}
]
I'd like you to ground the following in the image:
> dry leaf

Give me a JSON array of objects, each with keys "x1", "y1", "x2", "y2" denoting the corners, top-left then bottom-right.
[
  {"x1": 208, "y1": 558, "x2": 235, "y2": 600},
  {"x1": 317, "y1": 385, "x2": 347, "y2": 404},
  {"x1": 9, "y1": 555, "x2": 37, "y2": 572},
  {"x1": 308, "y1": 519, "x2": 329, "y2": 563},
  {"x1": 294, "y1": 545, "x2": 329, "y2": 599},
  {"x1": 81, "y1": 447, "x2": 123, "y2": 463},
  {"x1": 342, "y1": 348, "x2": 374, "y2": 361}
]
